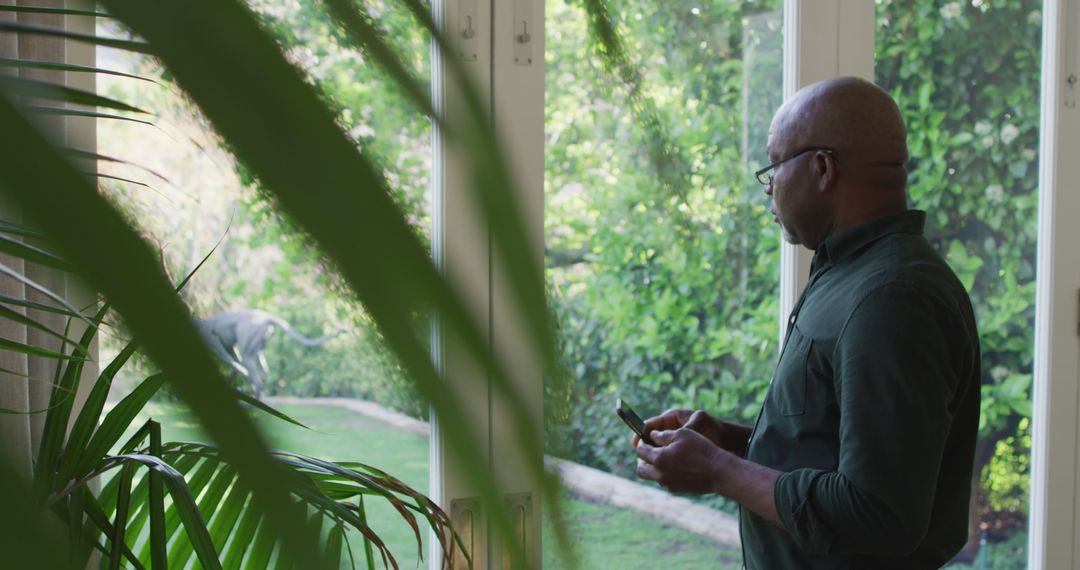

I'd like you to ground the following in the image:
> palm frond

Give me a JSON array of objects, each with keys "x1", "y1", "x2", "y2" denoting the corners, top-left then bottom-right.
[
  {"x1": 0, "y1": 91, "x2": 333, "y2": 568},
  {"x1": 0, "y1": 5, "x2": 110, "y2": 18},
  {"x1": 0, "y1": 21, "x2": 150, "y2": 53},
  {"x1": 94, "y1": 1, "x2": 539, "y2": 563},
  {"x1": 0, "y1": 57, "x2": 158, "y2": 83}
]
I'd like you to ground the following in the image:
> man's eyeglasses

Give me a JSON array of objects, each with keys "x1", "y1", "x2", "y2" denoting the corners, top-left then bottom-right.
[{"x1": 754, "y1": 147, "x2": 835, "y2": 186}]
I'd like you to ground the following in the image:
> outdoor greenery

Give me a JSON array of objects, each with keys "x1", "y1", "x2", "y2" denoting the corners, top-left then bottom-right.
[
  {"x1": 132, "y1": 402, "x2": 434, "y2": 569},
  {"x1": 544, "y1": 0, "x2": 1041, "y2": 557},
  {"x1": 543, "y1": 1, "x2": 783, "y2": 497},
  {"x1": 0, "y1": 235, "x2": 457, "y2": 568},
  {"x1": 877, "y1": 0, "x2": 1042, "y2": 544},
  {"x1": 143, "y1": 400, "x2": 749, "y2": 570}
]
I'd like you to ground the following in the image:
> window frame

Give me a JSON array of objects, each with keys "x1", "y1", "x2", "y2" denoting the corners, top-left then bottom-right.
[{"x1": 1030, "y1": 1, "x2": 1080, "y2": 568}]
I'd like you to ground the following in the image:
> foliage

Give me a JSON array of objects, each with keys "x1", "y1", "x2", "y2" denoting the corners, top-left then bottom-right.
[
  {"x1": 944, "y1": 530, "x2": 1029, "y2": 570},
  {"x1": 0, "y1": 0, "x2": 563, "y2": 566},
  {"x1": 0, "y1": 221, "x2": 456, "y2": 568},
  {"x1": 982, "y1": 418, "x2": 1030, "y2": 516},
  {"x1": 542, "y1": 0, "x2": 1041, "y2": 542},
  {"x1": 544, "y1": 0, "x2": 783, "y2": 484},
  {"x1": 876, "y1": 0, "x2": 1042, "y2": 528},
  {"x1": 93, "y1": 0, "x2": 431, "y2": 418}
]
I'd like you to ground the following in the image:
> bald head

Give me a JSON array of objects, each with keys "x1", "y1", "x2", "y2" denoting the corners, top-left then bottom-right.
[
  {"x1": 770, "y1": 77, "x2": 909, "y2": 191},
  {"x1": 763, "y1": 78, "x2": 911, "y2": 250}
]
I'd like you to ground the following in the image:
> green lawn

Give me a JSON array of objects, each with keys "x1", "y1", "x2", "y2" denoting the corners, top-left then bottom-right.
[{"x1": 133, "y1": 400, "x2": 741, "y2": 569}]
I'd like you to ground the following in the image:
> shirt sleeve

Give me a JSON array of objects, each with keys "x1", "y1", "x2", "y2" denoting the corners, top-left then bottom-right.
[{"x1": 773, "y1": 282, "x2": 968, "y2": 556}]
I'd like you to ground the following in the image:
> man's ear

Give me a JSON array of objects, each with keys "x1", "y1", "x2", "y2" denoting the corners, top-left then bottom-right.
[{"x1": 813, "y1": 151, "x2": 837, "y2": 192}]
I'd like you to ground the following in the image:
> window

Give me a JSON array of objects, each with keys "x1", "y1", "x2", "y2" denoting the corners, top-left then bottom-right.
[
  {"x1": 542, "y1": 1, "x2": 782, "y2": 565},
  {"x1": 875, "y1": 1, "x2": 1043, "y2": 564}
]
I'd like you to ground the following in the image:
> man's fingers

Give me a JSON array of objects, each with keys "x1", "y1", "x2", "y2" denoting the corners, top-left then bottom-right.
[
  {"x1": 684, "y1": 410, "x2": 714, "y2": 433},
  {"x1": 636, "y1": 459, "x2": 662, "y2": 483},
  {"x1": 643, "y1": 408, "x2": 692, "y2": 433},
  {"x1": 651, "y1": 429, "x2": 675, "y2": 446},
  {"x1": 636, "y1": 441, "x2": 661, "y2": 465}
]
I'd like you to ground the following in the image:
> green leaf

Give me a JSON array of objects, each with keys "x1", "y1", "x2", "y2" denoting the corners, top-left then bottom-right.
[
  {"x1": 167, "y1": 465, "x2": 235, "y2": 569},
  {"x1": 148, "y1": 420, "x2": 167, "y2": 570},
  {"x1": 0, "y1": 303, "x2": 79, "y2": 346},
  {"x1": 0, "y1": 57, "x2": 157, "y2": 84},
  {"x1": 233, "y1": 389, "x2": 308, "y2": 429},
  {"x1": 0, "y1": 5, "x2": 110, "y2": 18},
  {"x1": 221, "y1": 491, "x2": 261, "y2": 569},
  {"x1": 948, "y1": 132, "x2": 973, "y2": 145},
  {"x1": 0, "y1": 232, "x2": 74, "y2": 271},
  {"x1": 242, "y1": 519, "x2": 276, "y2": 570},
  {"x1": 137, "y1": 456, "x2": 219, "y2": 563},
  {"x1": 322, "y1": 0, "x2": 435, "y2": 118},
  {"x1": 358, "y1": 495, "x2": 376, "y2": 570},
  {"x1": 0, "y1": 364, "x2": 28, "y2": 378},
  {"x1": 0, "y1": 292, "x2": 92, "y2": 320},
  {"x1": 325, "y1": 523, "x2": 344, "y2": 570},
  {"x1": 79, "y1": 488, "x2": 146, "y2": 570},
  {"x1": 0, "y1": 21, "x2": 150, "y2": 53},
  {"x1": 108, "y1": 453, "x2": 199, "y2": 568},
  {"x1": 0, "y1": 93, "x2": 328, "y2": 569},
  {"x1": 67, "y1": 374, "x2": 165, "y2": 481},
  {"x1": 0, "y1": 259, "x2": 94, "y2": 324},
  {"x1": 57, "y1": 341, "x2": 141, "y2": 483},
  {"x1": 0, "y1": 76, "x2": 146, "y2": 114},
  {"x1": 114, "y1": 454, "x2": 222, "y2": 570},
  {"x1": 18, "y1": 104, "x2": 155, "y2": 127},
  {"x1": 66, "y1": 148, "x2": 171, "y2": 183},
  {"x1": 95, "y1": 172, "x2": 154, "y2": 190},
  {"x1": 0, "y1": 220, "x2": 48, "y2": 240},
  {"x1": 0, "y1": 335, "x2": 86, "y2": 361},
  {"x1": 108, "y1": 464, "x2": 135, "y2": 570}
]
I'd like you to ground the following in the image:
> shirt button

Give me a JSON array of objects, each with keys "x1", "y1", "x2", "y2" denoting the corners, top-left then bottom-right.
[{"x1": 789, "y1": 315, "x2": 796, "y2": 324}]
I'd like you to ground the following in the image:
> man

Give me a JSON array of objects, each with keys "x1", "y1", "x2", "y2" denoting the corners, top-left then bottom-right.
[{"x1": 634, "y1": 77, "x2": 980, "y2": 569}]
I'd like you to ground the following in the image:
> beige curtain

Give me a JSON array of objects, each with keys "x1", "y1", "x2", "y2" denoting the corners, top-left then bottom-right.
[{"x1": 0, "y1": 0, "x2": 98, "y2": 479}]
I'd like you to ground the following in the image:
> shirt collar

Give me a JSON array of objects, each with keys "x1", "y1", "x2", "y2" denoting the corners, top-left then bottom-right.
[{"x1": 814, "y1": 210, "x2": 926, "y2": 269}]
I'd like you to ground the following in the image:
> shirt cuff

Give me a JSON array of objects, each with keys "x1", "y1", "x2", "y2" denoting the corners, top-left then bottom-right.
[{"x1": 775, "y1": 469, "x2": 835, "y2": 555}]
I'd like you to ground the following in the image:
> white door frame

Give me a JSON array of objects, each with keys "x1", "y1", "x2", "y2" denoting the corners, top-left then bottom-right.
[
  {"x1": 779, "y1": 0, "x2": 874, "y2": 343},
  {"x1": 430, "y1": 0, "x2": 495, "y2": 567},
  {"x1": 1030, "y1": 1, "x2": 1080, "y2": 568},
  {"x1": 430, "y1": 0, "x2": 545, "y2": 567}
]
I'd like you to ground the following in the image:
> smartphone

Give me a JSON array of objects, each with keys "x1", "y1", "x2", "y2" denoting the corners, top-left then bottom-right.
[{"x1": 616, "y1": 398, "x2": 655, "y2": 446}]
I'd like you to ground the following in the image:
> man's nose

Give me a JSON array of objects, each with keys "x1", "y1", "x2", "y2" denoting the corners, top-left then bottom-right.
[{"x1": 763, "y1": 181, "x2": 773, "y2": 196}]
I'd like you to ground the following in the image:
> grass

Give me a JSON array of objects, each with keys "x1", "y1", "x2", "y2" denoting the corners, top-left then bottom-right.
[
  {"x1": 128, "y1": 399, "x2": 1029, "y2": 569},
  {"x1": 542, "y1": 499, "x2": 743, "y2": 569},
  {"x1": 132, "y1": 399, "x2": 742, "y2": 569}
]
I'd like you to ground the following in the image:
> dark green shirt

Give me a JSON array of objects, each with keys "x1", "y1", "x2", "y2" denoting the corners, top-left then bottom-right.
[{"x1": 741, "y1": 210, "x2": 981, "y2": 569}]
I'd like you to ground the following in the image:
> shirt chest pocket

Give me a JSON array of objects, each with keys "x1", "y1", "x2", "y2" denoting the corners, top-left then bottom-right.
[{"x1": 772, "y1": 325, "x2": 813, "y2": 417}]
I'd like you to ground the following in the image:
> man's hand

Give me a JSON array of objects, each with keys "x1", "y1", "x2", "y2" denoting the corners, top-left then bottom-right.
[
  {"x1": 633, "y1": 409, "x2": 749, "y2": 457},
  {"x1": 635, "y1": 427, "x2": 734, "y2": 495}
]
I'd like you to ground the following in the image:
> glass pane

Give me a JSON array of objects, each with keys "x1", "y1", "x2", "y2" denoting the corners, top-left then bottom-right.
[
  {"x1": 544, "y1": 1, "x2": 783, "y2": 567},
  {"x1": 875, "y1": 1, "x2": 1041, "y2": 568},
  {"x1": 96, "y1": 3, "x2": 432, "y2": 567}
]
